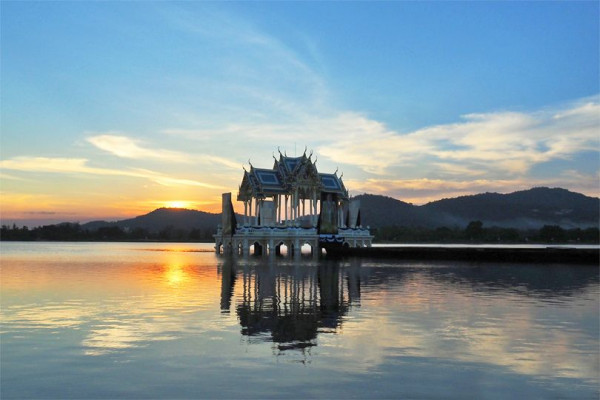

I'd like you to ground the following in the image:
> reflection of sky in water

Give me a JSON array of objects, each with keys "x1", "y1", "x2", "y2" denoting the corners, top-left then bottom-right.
[
  {"x1": 342, "y1": 273, "x2": 598, "y2": 381},
  {"x1": 1, "y1": 242, "x2": 598, "y2": 398},
  {"x1": 1, "y1": 244, "x2": 225, "y2": 357}
]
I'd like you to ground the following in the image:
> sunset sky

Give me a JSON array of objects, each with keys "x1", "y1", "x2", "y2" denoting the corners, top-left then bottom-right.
[{"x1": 1, "y1": 1, "x2": 599, "y2": 226}]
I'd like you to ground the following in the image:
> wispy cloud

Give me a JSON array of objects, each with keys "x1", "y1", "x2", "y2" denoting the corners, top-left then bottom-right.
[
  {"x1": 87, "y1": 134, "x2": 194, "y2": 163},
  {"x1": 204, "y1": 155, "x2": 242, "y2": 170},
  {"x1": 0, "y1": 172, "x2": 29, "y2": 181},
  {"x1": 86, "y1": 133, "x2": 242, "y2": 171},
  {"x1": 0, "y1": 157, "x2": 223, "y2": 189},
  {"x1": 430, "y1": 163, "x2": 487, "y2": 177},
  {"x1": 420, "y1": 100, "x2": 600, "y2": 173},
  {"x1": 1, "y1": 157, "x2": 118, "y2": 175},
  {"x1": 156, "y1": 3, "x2": 330, "y2": 124},
  {"x1": 163, "y1": 96, "x2": 599, "y2": 181},
  {"x1": 317, "y1": 97, "x2": 600, "y2": 177}
]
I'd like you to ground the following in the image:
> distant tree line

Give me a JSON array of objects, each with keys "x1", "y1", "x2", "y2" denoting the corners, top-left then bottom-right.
[
  {"x1": 372, "y1": 221, "x2": 599, "y2": 244},
  {"x1": 1, "y1": 220, "x2": 598, "y2": 244},
  {"x1": 0, "y1": 223, "x2": 216, "y2": 242}
]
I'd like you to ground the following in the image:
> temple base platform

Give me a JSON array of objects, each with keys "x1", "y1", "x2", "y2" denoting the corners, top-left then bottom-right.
[{"x1": 214, "y1": 225, "x2": 373, "y2": 257}]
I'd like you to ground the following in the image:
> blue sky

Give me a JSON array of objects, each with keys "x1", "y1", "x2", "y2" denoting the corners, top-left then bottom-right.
[{"x1": 1, "y1": 1, "x2": 599, "y2": 224}]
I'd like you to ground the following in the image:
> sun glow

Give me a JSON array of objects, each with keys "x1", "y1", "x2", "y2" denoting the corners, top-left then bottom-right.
[
  {"x1": 165, "y1": 265, "x2": 188, "y2": 287},
  {"x1": 164, "y1": 201, "x2": 190, "y2": 209}
]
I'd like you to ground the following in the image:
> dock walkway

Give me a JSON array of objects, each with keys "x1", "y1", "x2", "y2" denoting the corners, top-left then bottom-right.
[{"x1": 328, "y1": 245, "x2": 599, "y2": 264}]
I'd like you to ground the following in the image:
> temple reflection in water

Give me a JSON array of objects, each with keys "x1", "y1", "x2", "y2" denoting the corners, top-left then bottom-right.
[{"x1": 219, "y1": 257, "x2": 361, "y2": 352}]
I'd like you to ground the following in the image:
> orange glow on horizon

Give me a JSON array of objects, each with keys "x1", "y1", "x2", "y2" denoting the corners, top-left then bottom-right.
[
  {"x1": 164, "y1": 201, "x2": 192, "y2": 209},
  {"x1": 0, "y1": 196, "x2": 226, "y2": 225}
]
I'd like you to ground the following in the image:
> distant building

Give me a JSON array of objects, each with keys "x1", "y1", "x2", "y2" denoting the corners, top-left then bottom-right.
[{"x1": 215, "y1": 149, "x2": 372, "y2": 256}]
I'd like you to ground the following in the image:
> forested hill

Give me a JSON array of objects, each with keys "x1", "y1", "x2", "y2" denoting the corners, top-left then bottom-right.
[
  {"x1": 75, "y1": 208, "x2": 221, "y2": 240},
  {"x1": 1, "y1": 207, "x2": 221, "y2": 241},
  {"x1": 356, "y1": 187, "x2": 599, "y2": 229},
  {"x1": 83, "y1": 207, "x2": 221, "y2": 232}
]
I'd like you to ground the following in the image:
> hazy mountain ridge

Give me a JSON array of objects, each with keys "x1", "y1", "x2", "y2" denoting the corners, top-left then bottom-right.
[
  {"x1": 81, "y1": 187, "x2": 598, "y2": 233},
  {"x1": 82, "y1": 208, "x2": 221, "y2": 233},
  {"x1": 350, "y1": 194, "x2": 425, "y2": 227},
  {"x1": 357, "y1": 187, "x2": 599, "y2": 229}
]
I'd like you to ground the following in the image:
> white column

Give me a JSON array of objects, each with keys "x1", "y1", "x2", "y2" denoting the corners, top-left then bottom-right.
[
  {"x1": 291, "y1": 192, "x2": 295, "y2": 221},
  {"x1": 277, "y1": 195, "x2": 281, "y2": 223},
  {"x1": 255, "y1": 200, "x2": 259, "y2": 226},
  {"x1": 312, "y1": 190, "x2": 317, "y2": 226},
  {"x1": 285, "y1": 195, "x2": 289, "y2": 224},
  {"x1": 294, "y1": 188, "x2": 299, "y2": 221}
]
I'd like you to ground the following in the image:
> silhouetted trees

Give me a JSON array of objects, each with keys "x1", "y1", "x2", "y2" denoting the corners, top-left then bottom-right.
[
  {"x1": 372, "y1": 221, "x2": 599, "y2": 244},
  {"x1": 464, "y1": 220, "x2": 484, "y2": 241},
  {"x1": 0, "y1": 223, "x2": 216, "y2": 242},
  {"x1": 1, "y1": 221, "x2": 598, "y2": 244}
]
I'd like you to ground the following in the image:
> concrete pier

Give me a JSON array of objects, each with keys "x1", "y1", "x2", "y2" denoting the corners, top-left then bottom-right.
[{"x1": 326, "y1": 245, "x2": 599, "y2": 264}]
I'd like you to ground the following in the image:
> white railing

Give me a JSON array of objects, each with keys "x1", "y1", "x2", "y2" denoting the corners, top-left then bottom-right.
[{"x1": 216, "y1": 225, "x2": 371, "y2": 237}]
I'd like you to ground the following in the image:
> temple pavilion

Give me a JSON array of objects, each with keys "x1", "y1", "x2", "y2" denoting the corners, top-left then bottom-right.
[{"x1": 215, "y1": 149, "x2": 372, "y2": 256}]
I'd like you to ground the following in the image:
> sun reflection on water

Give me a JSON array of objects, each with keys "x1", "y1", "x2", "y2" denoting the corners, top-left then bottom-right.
[
  {"x1": 1, "y1": 243, "x2": 224, "y2": 356},
  {"x1": 165, "y1": 265, "x2": 187, "y2": 286},
  {"x1": 162, "y1": 253, "x2": 190, "y2": 288}
]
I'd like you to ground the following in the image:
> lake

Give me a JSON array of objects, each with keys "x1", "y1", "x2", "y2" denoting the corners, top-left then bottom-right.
[{"x1": 1, "y1": 242, "x2": 598, "y2": 399}]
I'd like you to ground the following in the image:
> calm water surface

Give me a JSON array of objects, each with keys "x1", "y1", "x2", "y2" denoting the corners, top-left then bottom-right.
[{"x1": 1, "y1": 242, "x2": 598, "y2": 399}]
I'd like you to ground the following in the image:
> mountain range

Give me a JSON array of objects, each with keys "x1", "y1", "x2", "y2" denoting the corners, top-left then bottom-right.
[
  {"x1": 83, "y1": 208, "x2": 221, "y2": 233},
  {"x1": 82, "y1": 187, "x2": 599, "y2": 233},
  {"x1": 356, "y1": 187, "x2": 599, "y2": 229}
]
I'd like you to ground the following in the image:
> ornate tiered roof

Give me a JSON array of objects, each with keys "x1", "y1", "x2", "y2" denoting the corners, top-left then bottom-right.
[{"x1": 237, "y1": 150, "x2": 348, "y2": 201}]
